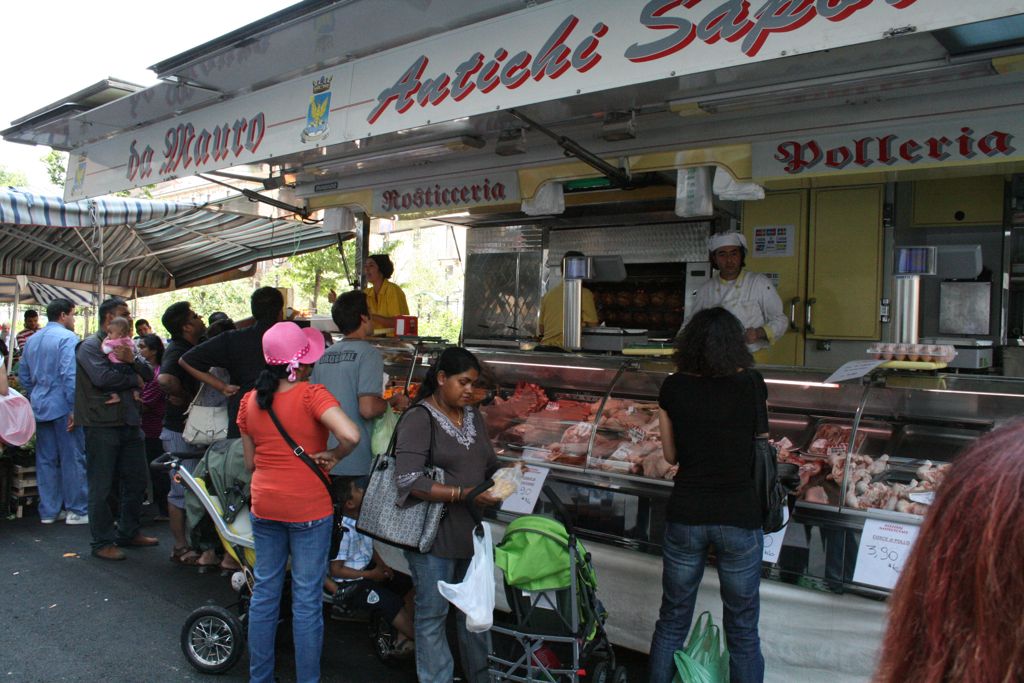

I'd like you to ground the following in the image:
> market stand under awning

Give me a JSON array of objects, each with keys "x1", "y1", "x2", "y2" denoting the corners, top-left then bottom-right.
[{"x1": 0, "y1": 189, "x2": 341, "y2": 295}]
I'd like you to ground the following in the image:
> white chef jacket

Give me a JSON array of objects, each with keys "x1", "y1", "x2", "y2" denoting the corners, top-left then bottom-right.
[{"x1": 682, "y1": 270, "x2": 789, "y2": 352}]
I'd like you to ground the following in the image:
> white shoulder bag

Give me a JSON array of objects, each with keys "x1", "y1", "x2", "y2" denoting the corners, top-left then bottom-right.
[{"x1": 181, "y1": 383, "x2": 229, "y2": 445}]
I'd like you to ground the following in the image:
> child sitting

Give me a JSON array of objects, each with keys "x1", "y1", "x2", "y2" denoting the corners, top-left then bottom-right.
[
  {"x1": 324, "y1": 476, "x2": 416, "y2": 655},
  {"x1": 101, "y1": 316, "x2": 141, "y2": 404}
]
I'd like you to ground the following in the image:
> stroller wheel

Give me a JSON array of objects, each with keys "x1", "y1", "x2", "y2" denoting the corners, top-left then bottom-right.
[
  {"x1": 180, "y1": 605, "x2": 245, "y2": 674},
  {"x1": 612, "y1": 665, "x2": 629, "y2": 683},
  {"x1": 587, "y1": 661, "x2": 611, "y2": 683}
]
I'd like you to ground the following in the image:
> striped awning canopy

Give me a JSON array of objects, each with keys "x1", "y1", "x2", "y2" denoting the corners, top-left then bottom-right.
[
  {"x1": 0, "y1": 276, "x2": 122, "y2": 307},
  {"x1": 0, "y1": 189, "x2": 340, "y2": 291}
]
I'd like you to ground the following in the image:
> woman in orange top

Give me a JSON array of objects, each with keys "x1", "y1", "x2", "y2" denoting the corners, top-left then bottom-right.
[{"x1": 238, "y1": 322, "x2": 360, "y2": 683}]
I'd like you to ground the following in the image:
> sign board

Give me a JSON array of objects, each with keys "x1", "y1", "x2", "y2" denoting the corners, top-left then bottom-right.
[
  {"x1": 852, "y1": 518, "x2": 920, "y2": 590},
  {"x1": 761, "y1": 507, "x2": 790, "y2": 564},
  {"x1": 64, "y1": 0, "x2": 1024, "y2": 200},
  {"x1": 372, "y1": 171, "x2": 520, "y2": 215},
  {"x1": 825, "y1": 359, "x2": 885, "y2": 384},
  {"x1": 753, "y1": 109, "x2": 1024, "y2": 180},
  {"x1": 752, "y1": 225, "x2": 794, "y2": 258},
  {"x1": 501, "y1": 464, "x2": 550, "y2": 515}
]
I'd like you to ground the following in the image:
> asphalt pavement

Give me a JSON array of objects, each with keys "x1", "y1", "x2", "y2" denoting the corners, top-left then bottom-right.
[{"x1": 0, "y1": 508, "x2": 418, "y2": 683}]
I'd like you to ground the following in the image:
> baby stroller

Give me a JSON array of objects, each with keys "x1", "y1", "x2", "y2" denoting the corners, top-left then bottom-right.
[
  {"x1": 153, "y1": 449, "x2": 255, "y2": 675},
  {"x1": 489, "y1": 486, "x2": 627, "y2": 683}
]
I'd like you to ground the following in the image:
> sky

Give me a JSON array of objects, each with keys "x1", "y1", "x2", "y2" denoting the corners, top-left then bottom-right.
[{"x1": 0, "y1": 1, "x2": 289, "y2": 194}]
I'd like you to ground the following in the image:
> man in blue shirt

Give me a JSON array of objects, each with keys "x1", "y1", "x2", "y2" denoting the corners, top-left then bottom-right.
[
  {"x1": 311, "y1": 291, "x2": 407, "y2": 476},
  {"x1": 18, "y1": 298, "x2": 88, "y2": 525}
]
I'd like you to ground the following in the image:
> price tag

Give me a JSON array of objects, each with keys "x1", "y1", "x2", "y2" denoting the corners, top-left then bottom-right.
[
  {"x1": 824, "y1": 360, "x2": 885, "y2": 384},
  {"x1": 852, "y1": 518, "x2": 920, "y2": 590},
  {"x1": 501, "y1": 465, "x2": 550, "y2": 515},
  {"x1": 521, "y1": 447, "x2": 549, "y2": 463},
  {"x1": 761, "y1": 507, "x2": 789, "y2": 564}
]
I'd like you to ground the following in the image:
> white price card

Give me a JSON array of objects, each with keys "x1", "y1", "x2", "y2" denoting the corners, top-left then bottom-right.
[
  {"x1": 852, "y1": 518, "x2": 920, "y2": 590},
  {"x1": 824, "y1": 359, "x2": 885, "y2": 384},
  {"x1": 761, "y1": 507, "x2": 790, "y2": 564},
  {"x1": 500, "y1": 465, "x2": 550, "y2": 515}
]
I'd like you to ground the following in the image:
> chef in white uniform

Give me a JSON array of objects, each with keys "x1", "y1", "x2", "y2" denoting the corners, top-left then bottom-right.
[{"x1": 682, "y1": 231, "x2": 789, "y2": 352}]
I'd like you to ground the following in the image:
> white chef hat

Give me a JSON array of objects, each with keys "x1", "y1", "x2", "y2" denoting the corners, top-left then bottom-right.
[{"x1": 707, "y1": 231, "x2": 747, "y2": 253}]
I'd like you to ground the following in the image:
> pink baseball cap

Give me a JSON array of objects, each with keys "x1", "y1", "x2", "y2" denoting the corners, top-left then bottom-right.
[
  {"x1": 262, "y1": 322, "x2": 326, "y2": 381},
  {"x1": 0, "y1": 389, "x2": 36, "y2": 446}
]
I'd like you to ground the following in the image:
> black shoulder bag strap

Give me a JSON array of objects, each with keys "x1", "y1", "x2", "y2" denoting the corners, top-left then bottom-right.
[{"x1": 265, "y1": 403, "x2": 333, "y2": 497}]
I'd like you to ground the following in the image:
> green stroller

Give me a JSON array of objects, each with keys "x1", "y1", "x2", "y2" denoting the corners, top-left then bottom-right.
[{"x1": 489, "y1": 487, "x2": 627, "y2": 683}]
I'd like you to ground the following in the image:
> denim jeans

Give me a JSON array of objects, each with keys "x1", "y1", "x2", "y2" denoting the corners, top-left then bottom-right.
[
  {"x1": 35, "y1": 417, "x2": 87, "y2": 519},
  {"x1": 648, "y1": 523, "x2": 765, "y2": 683},
  {"x1": 84, "y1": 425, "x2": 148, "y2": 551},
  {"x1": 248, "y1": 513, "x2": 332, "y2": 683},
  {"x1": 404, "y1": 550, "x2": 492, "y2": 683}
]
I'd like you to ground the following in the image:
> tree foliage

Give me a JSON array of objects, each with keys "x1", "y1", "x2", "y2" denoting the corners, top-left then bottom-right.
[
  {"x1": 0, "y1": 165, "x2": 28, "y2": 188},
  {"x1": 41, "y1": 150, "x2": 67, "y2": 188}
]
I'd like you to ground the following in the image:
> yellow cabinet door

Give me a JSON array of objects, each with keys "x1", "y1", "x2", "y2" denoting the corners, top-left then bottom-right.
[
  {"x1": 743, "y1": 191, "x2": 808, "y2": 366},
  {"x1": 912, "y1": 176, "x2": 1004, "y2": 226},
  {"x1": 808, "y1": 186, "x2": 883, "y2": 340}
]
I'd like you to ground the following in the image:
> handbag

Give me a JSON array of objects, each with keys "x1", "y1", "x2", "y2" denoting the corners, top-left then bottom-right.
[
  {"x1": 181, "y1": 383, "x2": 229, "y2": 446},
  {"x1": 750, "y1": 370, "x2": 800, "y2": 534},
  {"x1": 357, "y1": 404, "x2": 446, "y2": 553}
]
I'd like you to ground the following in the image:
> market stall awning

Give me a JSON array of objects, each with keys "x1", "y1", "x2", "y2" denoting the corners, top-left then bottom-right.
[
  {"x1": 0, "y1": 189, "x2": 341, "y2": 291},
  {"x1": 0, "y1": 277, "x2": 104, "y2": 307}
]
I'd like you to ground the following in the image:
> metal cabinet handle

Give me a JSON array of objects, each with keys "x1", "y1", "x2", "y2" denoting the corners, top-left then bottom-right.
[
  {"x1": 805, "y1": 298, "x2": 816, "y2": 335},
  {"x1": 789, "y1": 297, "x2": 801, "y2": 332}
]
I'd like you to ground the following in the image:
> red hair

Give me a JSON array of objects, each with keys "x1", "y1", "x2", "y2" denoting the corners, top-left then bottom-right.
[{"x1": 874, "y1": 419, "x2": 1024, "y2": 683}]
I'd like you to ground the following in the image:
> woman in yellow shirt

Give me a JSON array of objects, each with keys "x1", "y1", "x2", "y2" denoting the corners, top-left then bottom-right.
[{"x1": 364, "y1": 254, "x2": 409, "y2": 331}]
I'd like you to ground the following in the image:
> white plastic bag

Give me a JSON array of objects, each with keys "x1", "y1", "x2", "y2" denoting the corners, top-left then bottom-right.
[
  {"x1": 490, "y1": 465, "x2": 525, "y2": 501},
  {"x1": 437, "y1": 521, "x2": 495, "y2": 632}
]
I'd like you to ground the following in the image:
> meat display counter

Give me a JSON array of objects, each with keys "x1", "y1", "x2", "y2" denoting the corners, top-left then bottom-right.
[{"x1": 469, "y1": 348, "x2": 1024, "y2": 595}]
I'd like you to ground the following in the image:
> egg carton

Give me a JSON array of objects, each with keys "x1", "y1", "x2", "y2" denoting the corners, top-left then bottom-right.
[{"x1": 867, "y1": 343, "x2": 956, "y2": 363}]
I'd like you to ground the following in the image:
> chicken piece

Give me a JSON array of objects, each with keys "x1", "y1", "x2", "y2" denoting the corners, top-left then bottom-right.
[
  {"x1": 895, "y1": 499, "x2": 929, "y2": 516},
  {"x1": 803, "y1": 486, "x2": 830, "y2": 504}
]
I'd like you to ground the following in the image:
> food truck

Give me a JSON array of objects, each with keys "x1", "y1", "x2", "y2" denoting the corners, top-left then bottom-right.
[{"x1": 6, "y1": 2, "x2": 1024, "y2": 679}]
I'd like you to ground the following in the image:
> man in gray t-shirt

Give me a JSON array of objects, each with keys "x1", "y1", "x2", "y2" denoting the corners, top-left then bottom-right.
[{"x1": 311, "y1": 291, "x2": 407, "y2": 475}]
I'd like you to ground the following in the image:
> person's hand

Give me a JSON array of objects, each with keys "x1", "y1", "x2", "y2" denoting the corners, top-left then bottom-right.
[
  {"x1": 366, "y1": 565, "x2": 389, "y2": 582},
  {"x1": 327, "y1": 289, "x2": 337, "y2": 303},
  {"x1": 471, "y1": 490, "x2": 502, "y2": 507},
  {"x1": 221, "y1": 384, "x2": 240, "y2": 397},
  {"x1": 113, "y1": 346, "x2": 135, "y2": 363},
  {"x1": 388, "y1": 392, "x2": 410, "y2": 411},
  {"x1": 66, "y1": 414, "x2": 75, "y2": 432},
  {"x1": 744, "y1": 327, "x2": 765, "y2": 345},
  {"x1": 312, "y1": 450, "x2": 339, "y2": 470}
]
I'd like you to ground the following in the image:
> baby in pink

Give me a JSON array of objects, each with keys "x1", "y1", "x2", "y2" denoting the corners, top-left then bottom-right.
[{"x1": 101, "y1": 317, "x2": 141, "y2": 404}]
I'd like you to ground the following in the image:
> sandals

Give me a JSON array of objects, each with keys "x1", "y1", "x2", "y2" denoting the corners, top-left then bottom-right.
[{"x1": 170, "y1": 547, "x2": 200, "y2": 566}]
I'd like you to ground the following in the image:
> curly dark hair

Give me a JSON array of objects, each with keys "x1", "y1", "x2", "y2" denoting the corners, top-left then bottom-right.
[{"x1": 673, "y1": 307, "x2": 753, "y2": 376}]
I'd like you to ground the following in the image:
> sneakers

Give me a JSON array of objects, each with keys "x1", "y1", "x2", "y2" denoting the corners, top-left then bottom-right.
[
  {"x1": 66, "y1": 512, "x2": 89, "y2": 525},
  {"x1": 41, "y1": 511, "x2": 68, "y2": 524}
]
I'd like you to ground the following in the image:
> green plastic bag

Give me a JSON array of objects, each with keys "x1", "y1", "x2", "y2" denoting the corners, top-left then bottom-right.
[
  {"x1": 370, "y1": 406, "x2": 400, "y2": 456},
  {"x1": 672, "y1": 612, "x2": 729, "y2": 683}
]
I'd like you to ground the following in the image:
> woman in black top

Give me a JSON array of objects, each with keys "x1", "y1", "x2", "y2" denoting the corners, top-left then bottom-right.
[
  {"x1": 395, "y1": 347, "x2": 501, "y2": 683},
  {"x1": 648, "y1": 307, "x2": 766, "y2": 683}
]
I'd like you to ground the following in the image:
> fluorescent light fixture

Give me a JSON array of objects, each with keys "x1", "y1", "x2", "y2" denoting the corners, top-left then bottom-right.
[
  {"x1": 669, "y1": 60, "x2": 994, "y2": 116},
  {"x1": 483, "y1": 360, "x2": 605, "y2": 372},
  {"x1": 494, "y1": 128, "x2": 527, "y2": 156},
  {"x1": 601, "y1": 110, "x2": 637, "y2": 141},
  {"x1": 764, "y1": 378, "x2": 841, "y2": 389},
  {"x1": 313, "y1": 135, "x2": 485, "y2": 176}
]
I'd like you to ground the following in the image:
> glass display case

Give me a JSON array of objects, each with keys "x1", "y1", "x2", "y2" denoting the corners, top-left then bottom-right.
[{"x1": 468, "y1": 348, "x2": 1024, "y2": 593}]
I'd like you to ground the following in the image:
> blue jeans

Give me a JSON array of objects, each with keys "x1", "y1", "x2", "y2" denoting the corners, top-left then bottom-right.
[
  {"x1": 404, "y1": 550, "x2": 492, "y2": 683},
  {"x1": 248, "y1": 513, "x2": 332, "y2": 683},
  {"x1": 84, "y1": 425, "x2": 147, "y2": 550},
  {"x1": 649, "y1": 523, "x2": 765, "y2": 683},
  {"x1": 35, "y1": 417, "x2": 87, "y2": 519}
]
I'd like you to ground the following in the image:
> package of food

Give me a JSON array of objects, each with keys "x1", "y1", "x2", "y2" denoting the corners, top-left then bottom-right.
[{"x1": 489, "y1": 466, "x2": 525, "y2": 500}]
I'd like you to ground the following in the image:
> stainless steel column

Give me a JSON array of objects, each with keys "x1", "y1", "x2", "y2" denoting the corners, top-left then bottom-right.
[
  {"x1": 892, "y1": 275, "x2": 921, "y2": 344},
  {"x1": 562, "y1": 278, "x2": 583, "y2": 350}
]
